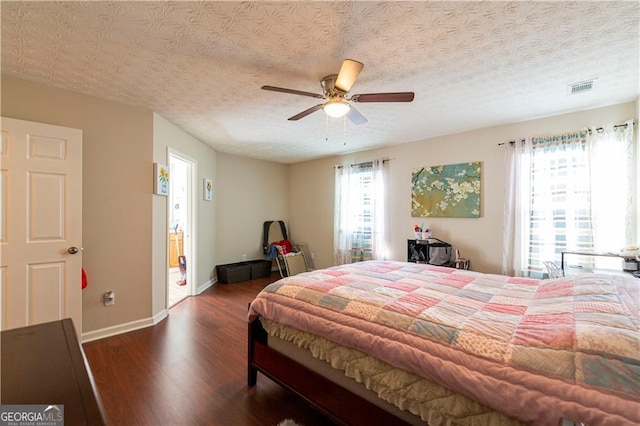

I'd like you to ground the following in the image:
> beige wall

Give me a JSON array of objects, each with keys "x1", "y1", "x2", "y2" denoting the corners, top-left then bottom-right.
[
  {"x1": 288, "y1": 158, "x2": 334, "y2": 270},
  {"x1": 0, "y1": 75, "x2": 288, "y2": 338},
  {"x1": 290, "y1": 101, "x2": 637, "y2": 273},
  {"x1": 215, "y1": 153, "x2": 289, "y2": 266},
  {"x1": 2, "y1": 73, "x2": 635, "y2": 337},
  {"x1": 152, "y1": 114, "x2": 217, "y2": 315},
  {"x1": 1, "y1": 75, "x2": 154, "y2": 333}
]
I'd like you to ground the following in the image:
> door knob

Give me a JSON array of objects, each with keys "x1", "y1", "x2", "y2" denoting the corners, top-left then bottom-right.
[{"x1": 68, "y1": 246, "x2": 79, "y2": 254}]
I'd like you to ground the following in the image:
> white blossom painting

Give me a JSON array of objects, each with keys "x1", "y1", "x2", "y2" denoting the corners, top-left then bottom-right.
[{"x1": 411, "y1": 162, "x2": 481, "y2": 217}]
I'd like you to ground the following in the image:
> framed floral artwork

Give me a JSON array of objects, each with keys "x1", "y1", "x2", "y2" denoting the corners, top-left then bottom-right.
[
  {"x1": 203, "y1": 178, "x2": 213, "y2": 201},
  {"x1": 154, "y1": 163, "x2": 169, "y2": 196},
  {"x1": 411, "y1": 162, "x2": 481, "y2": 217}
]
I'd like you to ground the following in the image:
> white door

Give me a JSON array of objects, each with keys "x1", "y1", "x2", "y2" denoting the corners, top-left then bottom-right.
[{"x1": 0, "y1": 117, "x2": 83, "y2": 336}]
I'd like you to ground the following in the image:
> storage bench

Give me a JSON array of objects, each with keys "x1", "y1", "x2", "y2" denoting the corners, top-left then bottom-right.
[{"x1": 216, "y1": 259, "x2": 272, "y2": 284}]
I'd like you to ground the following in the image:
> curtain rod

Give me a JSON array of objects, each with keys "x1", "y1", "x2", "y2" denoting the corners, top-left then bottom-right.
[
  {"x1": 335, "y1": 158, "x2": 391, "y2": 169},
  {"x1": 497, "y1": 139, "x2": 525, "y2": 147},
  {"x1": 587, "y1": 120, "x2": 635, "y2": 134},
  {"x1": 498, "y1": 119, "x2": 636, "y2": 146}
]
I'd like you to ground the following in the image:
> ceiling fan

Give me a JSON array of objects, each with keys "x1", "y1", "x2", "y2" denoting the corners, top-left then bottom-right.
[{"x1": 261, "y1": 59, "x2": 415, "y2": 125}]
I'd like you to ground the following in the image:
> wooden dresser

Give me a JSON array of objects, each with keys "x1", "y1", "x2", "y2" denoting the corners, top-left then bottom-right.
[{"x1": 1, "y1": 319, "x2": 107, "y2": 425}]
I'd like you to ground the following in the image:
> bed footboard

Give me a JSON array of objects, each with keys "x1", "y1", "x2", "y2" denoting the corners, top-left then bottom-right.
[
  {"x1": 247, "y1": 318, "x2": 407, "y2": 426},
  {"x1": 247, "y1": 317, "x2": 267, "y2": 387}
]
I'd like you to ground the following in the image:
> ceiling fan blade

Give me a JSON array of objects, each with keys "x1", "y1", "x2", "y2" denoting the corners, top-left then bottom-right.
[
  {"x1": 350, "y1": 92, "x2": 415, "y2": 103},
  {"x1": 335, "y1": 59, "x2": 364, "y2": 92},
  {"x1": 262, "y1": 85, "x2": 325, "y2": 99},
  {"x1": 346, "y1": 106, "x2": 368, "y2": 125},
  {"x1": 288, "y1": 104, "x2": 324, "y2": 121}
]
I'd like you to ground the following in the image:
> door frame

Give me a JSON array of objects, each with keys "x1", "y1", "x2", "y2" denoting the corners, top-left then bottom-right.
[{"x1": 167, "y1": 148, "x2": 197, "y2": 305}]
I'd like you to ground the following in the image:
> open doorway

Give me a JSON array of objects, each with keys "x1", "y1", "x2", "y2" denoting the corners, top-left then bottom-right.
[{"x1": 168, "y1": 151, "x2": 195, "y2": 308}]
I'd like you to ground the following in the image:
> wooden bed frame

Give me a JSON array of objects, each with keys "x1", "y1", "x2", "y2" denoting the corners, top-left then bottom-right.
[
  {"x1": 247, "y1": 318, "x2": 589, "y2": 426},
  {"x1": 247, "y1": 318, "x2": 409, "y2": 426}
]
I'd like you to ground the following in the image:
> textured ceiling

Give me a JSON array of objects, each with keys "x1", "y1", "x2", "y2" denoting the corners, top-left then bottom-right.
[{"x1": 2, "y1": 1, "x2": 638, "y2": 164}]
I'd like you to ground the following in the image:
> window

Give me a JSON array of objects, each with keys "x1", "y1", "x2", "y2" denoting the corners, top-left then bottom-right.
[
  {"x1": 334, "y1": 160, "x2": 387, "y2": 265},
  {"x1": 527, "y1": 132, "x2": 594, "y2": 272},
  {"x1": 503, "y1": 120, "x2": 635, "y2": 277}
]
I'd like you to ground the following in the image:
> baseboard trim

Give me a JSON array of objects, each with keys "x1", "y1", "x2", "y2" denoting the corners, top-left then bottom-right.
[
  {"x1": 153, "y1": 309, "x2": 168, "y2": 325},
  {"x1": 81, "y1": 316, "x2": 156, "y2": 343},
  {"x1": 81, "y1": 280, "x2": 216, "y2": 344},
  {"x1": 196, "y1": 278, "x2": 215, "y2": 295}
]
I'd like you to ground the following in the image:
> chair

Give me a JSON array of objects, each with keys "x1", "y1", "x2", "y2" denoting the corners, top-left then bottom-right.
[
  {"x1": 543, "y1": 261, "x2": 564, "y2": 279},
  {"x1": 263, "y1": 220, "x2": 309, "y2": 277},
  {"x1": 453, "y1": 249, "x2": 470, "y2": 270},
  {"x1": 276, "y1": 246, "x2": 309, "y2": 277}
]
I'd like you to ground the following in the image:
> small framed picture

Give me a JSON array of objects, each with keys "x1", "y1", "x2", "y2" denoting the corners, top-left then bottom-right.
[
  {"x1": 154, "y1": 163, "x2": 169, "y2": 196},
  {"x1": 203, "y1": 178, "x2": 213, "y2": 201}
]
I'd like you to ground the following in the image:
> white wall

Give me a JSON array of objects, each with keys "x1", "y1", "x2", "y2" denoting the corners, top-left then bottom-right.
[
  {"x1": 215, "y1": 153, "x2": 289, "y2": 266},
  {"x1": 152, "y1": 114, "x2": 217, "y2": 316},
  {"x1": 290, "y1": 102, "x2": 637, "y2": 274}
]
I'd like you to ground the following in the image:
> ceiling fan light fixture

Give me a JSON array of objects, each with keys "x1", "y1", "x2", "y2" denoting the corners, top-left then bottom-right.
[{"x1": 323, "y1": 99, "x2": 350, "y2": 118}]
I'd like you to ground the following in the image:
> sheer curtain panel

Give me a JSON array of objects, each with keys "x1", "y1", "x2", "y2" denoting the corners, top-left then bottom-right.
[
  {"x1": 334, "y1": 160, "x2": 387, "y2": 265},
  {"x1": 587, "y1": 120, "x2": 635, "y2": 261},
  {"x1": 502, "y1": 139, "x2": 531, "y2": 276},
  {"x1": 502, "y1": 120, "x2": 635, "y2": 276}
]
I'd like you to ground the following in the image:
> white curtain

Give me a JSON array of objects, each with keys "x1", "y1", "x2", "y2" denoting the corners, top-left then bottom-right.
[
  {"x1": 587, "y1": 120, "x2": 635, "y2": 257},
  {"x1": 502, "y1": 120, "x2": 635, "y2": 276},
  {"x1": 334, "y1": 160, "x2": 387, "y2": 265},
  {"x1": 502, "y1": 139, "x2": 531, "y2": 276},
  {"x1": 529, "y1": 132, "x2": 593, "y2": 272}
]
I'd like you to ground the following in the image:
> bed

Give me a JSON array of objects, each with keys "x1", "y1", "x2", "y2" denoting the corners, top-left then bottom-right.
[{"x1": 247, "y1": 260, "x2": 639, "y2": 425}]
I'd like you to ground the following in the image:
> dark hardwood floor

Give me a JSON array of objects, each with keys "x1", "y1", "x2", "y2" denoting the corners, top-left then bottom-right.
[{"x1": 83, "y1": 274, "x2": 335, "y2": 426}]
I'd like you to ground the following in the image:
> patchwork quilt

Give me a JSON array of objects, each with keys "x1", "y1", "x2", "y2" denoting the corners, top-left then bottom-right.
[{"x1": 248, "y1": 260, "x2": 640, "y2": 425}]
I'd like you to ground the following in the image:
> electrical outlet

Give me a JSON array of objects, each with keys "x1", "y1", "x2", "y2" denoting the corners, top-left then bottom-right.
[
  {"x1": 104, "y1": 291, "x2": 115, "y2": 306},
  {"x1": 311, "y1": 252, "x2": 315, "y2": 260},
  {"x1": 242, "y1": 254, "x2": 247, "y2": 261}
]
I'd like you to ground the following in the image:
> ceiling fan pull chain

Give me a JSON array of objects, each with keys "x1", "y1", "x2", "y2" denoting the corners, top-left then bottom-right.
[
  {"x1": 325, "y1": 114, "x2": 329, "y2": 142},
  {"x1": 343, "y1": 115, "x2": 347, "y2": 146}
]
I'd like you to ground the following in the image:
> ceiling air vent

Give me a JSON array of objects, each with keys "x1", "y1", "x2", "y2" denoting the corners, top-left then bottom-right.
[{"x1": 568, "y1": 79, "x2": 597, "y2": 95}]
